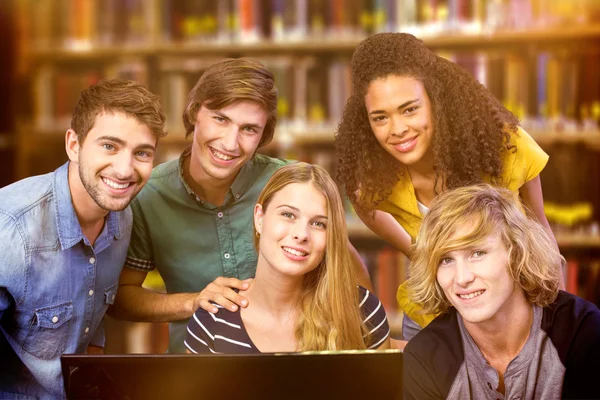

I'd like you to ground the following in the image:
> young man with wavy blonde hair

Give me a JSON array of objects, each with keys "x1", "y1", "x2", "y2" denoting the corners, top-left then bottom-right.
[{"x1": 403, "y1": 185, "x2": 600, "y2": 400}]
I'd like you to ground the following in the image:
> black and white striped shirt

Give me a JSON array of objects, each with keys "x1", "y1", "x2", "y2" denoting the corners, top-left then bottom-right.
[{"x1": 185, "y1": 286, "x2": 390, "y2": 354}]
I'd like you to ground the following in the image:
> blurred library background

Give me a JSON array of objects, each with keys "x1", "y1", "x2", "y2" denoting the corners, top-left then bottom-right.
[{"x1": 1, "y1": 0, "x2": 600, "y2": 353}]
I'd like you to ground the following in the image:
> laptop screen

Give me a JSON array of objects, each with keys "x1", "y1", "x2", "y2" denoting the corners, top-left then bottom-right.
[{"x1": 61, "y1": 350, "x2": 403, "y2": 399}]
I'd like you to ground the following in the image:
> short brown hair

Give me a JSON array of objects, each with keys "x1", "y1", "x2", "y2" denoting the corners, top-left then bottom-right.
[
  {"x1": 183, "y1": 58, "x2": 278, "y2": 148},
  {"x1": 71, "y1": 79, "x2": 167, "y2": 143},
  {"x1": 409, "y1": 185, "x2": 562, "y2": 315}
]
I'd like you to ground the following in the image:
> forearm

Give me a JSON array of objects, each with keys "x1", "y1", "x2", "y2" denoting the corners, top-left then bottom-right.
[
  {"x1": 110, "y1": 285, "x2": 196, "y2": 322},
  {"x1": 356, "y1": 208, "x2": 412, "y2": 256}
]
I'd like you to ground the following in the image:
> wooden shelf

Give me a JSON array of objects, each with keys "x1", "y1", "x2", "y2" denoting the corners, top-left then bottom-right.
[
  {"x1": 531, "y1": 132, "x2": 600, "y2": 150},
  {"x1": 28, "y1": 25, "x2": 600, "y2": 61},
  {"x1": 348, "y1": 219, "x2": 600, "y2": 249}
]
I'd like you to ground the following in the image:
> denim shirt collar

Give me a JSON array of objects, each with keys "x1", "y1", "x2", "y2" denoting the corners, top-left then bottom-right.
[{"x1": 52, "y1": 162, "x2": 125, "y2": 250}]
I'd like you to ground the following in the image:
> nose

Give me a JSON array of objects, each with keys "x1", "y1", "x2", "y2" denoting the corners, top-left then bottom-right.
[
  {"x1": 221, "y1": 125, "x2": 240, "y2": 153},
  {"x1": 390, "y1": 116, "x2": 408, "y2": 137},
  {"x1": 292, "y1": 222, "x2": 309, "y2": 243},
  {"x1": 112, "y1": 152, "x2": 135, "y2": 180},
  {"x1": 455, "y1": 260, "x2": 475, "y2": 287}
]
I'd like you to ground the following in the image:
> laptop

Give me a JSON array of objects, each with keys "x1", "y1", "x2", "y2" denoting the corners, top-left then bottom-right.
[{"x1": 61, "y1": 350, "x2": 403, "y2": 400}]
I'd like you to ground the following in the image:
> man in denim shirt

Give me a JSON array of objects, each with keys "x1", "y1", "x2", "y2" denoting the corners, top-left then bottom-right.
[{"x1": 0, "y1": 79, "x2": 166, "y2": 398}]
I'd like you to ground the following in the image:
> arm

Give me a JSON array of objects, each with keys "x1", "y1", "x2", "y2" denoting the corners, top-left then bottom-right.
[
  {"x1": 184, "y1": 309, "x2": 215, "y2": 354},
  {"x1": 561, "y1": 309, "x2": 600, "y2": 399},
  {"x1": 376, "y1": 337, "x2": 391, "y2": 350},
  {"x1": 354, "y1": 206, "x2": 412, "y2": 257},
  {"x1": 348, "y1": 241, "x2": 374, "y2": 291},
  {"x1": 86, "y1": 345, "x2": 104, "y2": 354},
  {"x1": 403, "y1": 344, "x2": 445, "y2": 400},
  {"x1": 0, "y1": 213, "x2": 25, "y2": 320},
  {"x1": 519, "y1": 175, "x2": 565, "y2": 289},
  {"x1": 108, "y1": 267, "x2": 251, "y2": 322},
  {"x1": 390, "y1": 338, "x2": 407, "y2": 351}
]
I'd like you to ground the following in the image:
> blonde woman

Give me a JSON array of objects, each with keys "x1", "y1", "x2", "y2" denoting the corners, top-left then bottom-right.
[
  {"x1": 403, "y1": 185, "x2": 600, "y2": 400},
  {"x1": 185, "y1": 163, "x2": 390, "y2": 353}
]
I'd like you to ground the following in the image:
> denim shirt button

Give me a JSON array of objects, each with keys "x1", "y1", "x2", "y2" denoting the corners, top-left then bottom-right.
[
  {"x1": 84, "y1": 327, "x2": 90, "y2": 334},
  {"x1": 88, "y1": 290, "x2": 94, "y2": 296},
  {"x1": 51, "y1": 316, "x2": 59, "y2": 323},
  {"x1": 89, "y1": 257, "x2": 95, "y2": 264}
]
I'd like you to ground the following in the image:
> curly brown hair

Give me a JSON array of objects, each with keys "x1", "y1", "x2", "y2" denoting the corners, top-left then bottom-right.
[{"x1": 335, "y1": 33, "x2": 519, "y2": 209}]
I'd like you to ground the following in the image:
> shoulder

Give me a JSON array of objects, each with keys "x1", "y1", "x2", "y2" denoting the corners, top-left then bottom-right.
[
  {"x1": 506, "y1": 127, "x2": 547, "y2": 163},
  {"x1": 132, "y1": 159, "x2": 181, "y2": 206},
  {"x1": 404, "y1": 310, "x2": 464, "y2": 393},
  {"x1": 186, "y1": 306, "x2": 251, "y2": 354},
  {"x1": 357, "y1": 286, "x2": 390, "y2": 348},
  {"x1": 146, "y1": 158, "x2": 180, "y2": 188},
  {"x1": 0, "y1": 173, "x2": 53, "y2": 218},
  {"x1": 357, "y1": 285, "x2": 382, "y2": 315},
  {"x1": 252, "y1": 154, "x2": 295, "y2": 172},
  {"x1": 542, "y1": 291, "x2": 600, "y2": 359},
  {"x1": 499, "y1": 126, "x2": 548, "y2": 189},
  {"x1": 544, "y1": 292, "x2": 600, "y2": 398},
  {"x1": 150, "y1": 157, "x2": 180, "y2": 179}
]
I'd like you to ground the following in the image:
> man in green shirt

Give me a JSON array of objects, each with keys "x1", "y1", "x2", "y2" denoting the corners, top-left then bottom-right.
[{"x1": 110, "y1": 58, "x2": 371, "y2": 353}]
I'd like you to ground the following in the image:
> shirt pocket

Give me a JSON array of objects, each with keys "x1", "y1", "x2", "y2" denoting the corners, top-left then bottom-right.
[{"x1": 22, "y1": 301, "x2": 73, "y2": 360}]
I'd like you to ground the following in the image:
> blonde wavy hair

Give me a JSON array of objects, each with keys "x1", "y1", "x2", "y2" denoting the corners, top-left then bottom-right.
[
  {"x1": 409, "y1": 184, "x2": 562, "y2": 315},
  {"x1": 254, "y1": 163, "x2": 369, "y2": 351}
]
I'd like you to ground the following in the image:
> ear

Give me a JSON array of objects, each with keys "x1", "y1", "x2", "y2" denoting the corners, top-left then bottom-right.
[
  {"x1": 254, "y1": 203, "x2": 264, "y2": 236},
  {"x1": 65, "y1": 129, "x2": 80, "y2": 163}
]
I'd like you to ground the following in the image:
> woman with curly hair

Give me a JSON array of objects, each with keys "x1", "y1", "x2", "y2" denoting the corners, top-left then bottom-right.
[{"x1": 335, "y1": 32, "x2": 557, "y2": 339}]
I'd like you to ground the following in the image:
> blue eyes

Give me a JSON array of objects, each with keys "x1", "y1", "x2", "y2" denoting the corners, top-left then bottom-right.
[{"x1": 280, "y1": 211, "x2": 326, "y2": 229}]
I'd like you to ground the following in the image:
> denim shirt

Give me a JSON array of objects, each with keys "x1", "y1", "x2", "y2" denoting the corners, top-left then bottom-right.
[{"x1": 0, "y1": 162, "x2": 132, "y2": 399}]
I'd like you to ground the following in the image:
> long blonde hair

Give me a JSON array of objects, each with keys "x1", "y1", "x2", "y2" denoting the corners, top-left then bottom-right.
[
  {"x1": 409, "y1": 184, "x2": 562, "y2": 315},
  {"x1": 254, "y1": 163, "x2": 369, "y2": 350}
]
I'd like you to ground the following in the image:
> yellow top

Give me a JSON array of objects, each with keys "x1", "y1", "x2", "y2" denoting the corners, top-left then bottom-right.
[{"x1": 375, "y1": 127, "x2": 549, "y2": 327}]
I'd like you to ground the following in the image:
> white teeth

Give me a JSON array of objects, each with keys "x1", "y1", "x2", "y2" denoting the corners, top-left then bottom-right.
[
  {"x1": 458, "y1": 290, "x2": 484, "y2": 300},
  {"x1": 283, "y1": 247, "x2": 307, "y2": 257},
  {"x1": 398, "y1": 138, "x2": 416, "y2": 148},
  {"x1": 211, "y1": 148, "x2": 234, "y2": 161},
  {"x1": 103, "y1": 178, "x2": 129, "y2": 189}
]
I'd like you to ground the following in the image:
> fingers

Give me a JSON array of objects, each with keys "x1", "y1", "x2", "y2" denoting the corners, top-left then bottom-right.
[
  {"x1": 194, "y1": 277, "x2": 253, "y2": 313},
  {"x1": 213, "y1": 276, "x2": 251, "y2": 291}
]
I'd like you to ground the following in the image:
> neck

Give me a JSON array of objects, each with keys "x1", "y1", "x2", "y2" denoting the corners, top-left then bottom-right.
[
  {"x1": 464, "y1": 292, "x2": 533, "y2": 363},
  {"x1": 244, "y1": 257, "x2": 305, "y2": 318},
  {"x1": 68, "y1": 162, "x2": 108, "y2": 245},
  {"x1": 185, "y1": 149, "x2": 234, "y2": 206},
  {"x1": 406, "y1": 151, "x2": 436, "y2": 182}
]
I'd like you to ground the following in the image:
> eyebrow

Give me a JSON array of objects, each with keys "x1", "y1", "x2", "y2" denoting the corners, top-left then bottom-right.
[
  {"x1": 213, "y1": 110, "x2": 264, "y2": 130},
  {"x1": 276, "y1": 204, "x2": 328, "y2": 220},
  {"x1": 368, "y1": 99, "x2": 419, "y2": 116},
  {"x1": 95, "y1": 135, "x2": 156, "y2": 152}
]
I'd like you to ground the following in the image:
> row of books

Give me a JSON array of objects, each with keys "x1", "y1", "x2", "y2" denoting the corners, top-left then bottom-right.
[
  {"x1": 32, "y1": 50, "x2": 600, "y2": 135},
  {"x1": 22, "y1": 0, "x2": 600, "y2": 49},
  {"x1": 566, "y1": 259, "x2": 600, "y2": 307}
]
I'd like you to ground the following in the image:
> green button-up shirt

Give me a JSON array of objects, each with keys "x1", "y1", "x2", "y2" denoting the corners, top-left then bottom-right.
[{"x1": 125, "y1": 147, "x2": 292, "y2": 352}]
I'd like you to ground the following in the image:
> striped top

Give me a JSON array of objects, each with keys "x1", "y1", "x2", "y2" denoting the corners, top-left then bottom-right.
[{"x1": 185, "y1": 286, "x2": 390, "y2": 354}]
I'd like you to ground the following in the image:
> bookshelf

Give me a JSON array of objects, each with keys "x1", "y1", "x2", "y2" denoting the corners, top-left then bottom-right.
[{"x1": 11, "y1": 0, "x2": 600, "y2": 350}]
